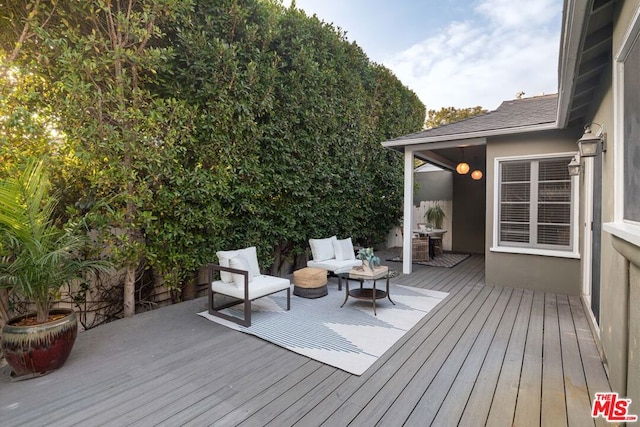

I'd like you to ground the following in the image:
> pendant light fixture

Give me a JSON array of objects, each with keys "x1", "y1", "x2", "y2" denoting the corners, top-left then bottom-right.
[
  {"x1": 471, "y1": 169, "x2": 483, "y2": 180},
  {"x1": 470, "y1": 155, "x2": 483, "y2": 180},
  {"x1": 456, "y1": 148, "x2": 469, "y2": 175}
]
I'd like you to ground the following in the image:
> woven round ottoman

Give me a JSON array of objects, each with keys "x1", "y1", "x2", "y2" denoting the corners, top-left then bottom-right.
[{"x1": 293, "y1": 267, "x2": 328, "y2": 298}]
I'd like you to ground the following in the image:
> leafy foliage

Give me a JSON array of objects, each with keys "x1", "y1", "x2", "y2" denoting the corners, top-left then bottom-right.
[
  {"x1": 426, "y1": 204, "x2": 446, "y2": 229},
  {"x1": 0, "y1": 0, "x2": 424, "y2": 315},
  {"x1": 0, "y1": 160, "x2": 111, "y2": 323},
  {"x1": 425, "y1": 106, "x2": 487, "y2": 129},
  {"x1": 356, "y1": 247, "x2": 381, "y2": 271}
]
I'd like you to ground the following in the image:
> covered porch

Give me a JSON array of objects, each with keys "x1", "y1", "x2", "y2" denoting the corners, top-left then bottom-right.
[{"x1": 0, "y1": 253, "x2": 610, "y2": 426}]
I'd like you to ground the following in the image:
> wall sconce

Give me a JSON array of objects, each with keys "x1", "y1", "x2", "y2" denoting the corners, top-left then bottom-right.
[
  {"x1": 577, "y1": 123, "x2": 606, "y2": 158},
  {"x1": 456, "y1": 147, "x2": 469, "y2": 174},
  {"x1": 567, "y1": 154, "x2": 581, "y2": 176}
]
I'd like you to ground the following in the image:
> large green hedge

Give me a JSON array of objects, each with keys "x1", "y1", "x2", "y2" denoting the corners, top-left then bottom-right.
[{"x1": 1, "y1": 0, "x2": 424, "y2": 306}]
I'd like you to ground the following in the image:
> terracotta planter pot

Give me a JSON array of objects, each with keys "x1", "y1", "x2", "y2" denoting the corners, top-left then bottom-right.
[{"x1": 1, "y1": 308, "x2": 78, "y2": 379}]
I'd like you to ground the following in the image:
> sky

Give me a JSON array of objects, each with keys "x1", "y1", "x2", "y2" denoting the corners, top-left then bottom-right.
[{"x1": 282, "y1": 0, "x2": 563, "y2": 112}]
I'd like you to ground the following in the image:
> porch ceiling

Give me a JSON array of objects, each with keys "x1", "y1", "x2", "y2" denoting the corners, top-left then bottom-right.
[{"x1": 416, "y1": 143, "x2": 487, "y2": 173}]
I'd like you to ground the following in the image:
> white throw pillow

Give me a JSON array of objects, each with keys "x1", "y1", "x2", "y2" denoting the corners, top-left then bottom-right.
[
  {"x1": 216, "y1": 249, "x2": 240, "y2": 283},
  {"x1": 229, "y1": 255, "x2": 253, "y2": 287},
  {"x1": 239, "y1": 246, "x2": 261, "y2": 277},
  {"x1": 309, "y1": 236, "x2": 337, "y2": 261},
  {"x1": 333, "y1": 237, "x2": 355, "y2": 261}
]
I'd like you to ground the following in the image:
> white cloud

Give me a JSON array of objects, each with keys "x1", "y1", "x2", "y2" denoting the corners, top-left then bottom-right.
[
  {"x1": 385, "y1": 0, "x2": 561, "y2": 111},
  {"x1": 475, "y1": 0, "x2": 559, "y2": 29},
  {"x1": 283, "y1": 0, "x2": 562, "y2": 112}
]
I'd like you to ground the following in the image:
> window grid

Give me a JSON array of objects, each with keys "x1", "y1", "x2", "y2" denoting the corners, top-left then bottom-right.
[{"x1": 499, "y1": 157, "x2": 573, "y2": 251}]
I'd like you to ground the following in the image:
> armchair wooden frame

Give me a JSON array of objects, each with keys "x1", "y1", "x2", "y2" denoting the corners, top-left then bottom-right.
[{"x1": 207, "y1": 264, "x2": 290, "y2": 327}]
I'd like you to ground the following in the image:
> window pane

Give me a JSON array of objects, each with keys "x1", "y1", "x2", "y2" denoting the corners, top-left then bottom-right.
[
  {"x1": 502, "y1": 204, "x2": 530, "y2": 222},
  {"x1": 502, "y1": 162, "x2": 530, "y2": 182},
  {"x1": 539, "y1": 159, "x2": 570, "y2": 181},
  {"x1": 623, "y1": 36, "x2": 640, "y2": 221},
  {"x1": 537, "y1": 158, "x2": 571, "y2": 247},
  {"x1": 500, "y1": 162, "x2": 532, "y2": 245},
  {"x1": 538, "y1": 225, "x2": 571, "y2": 246},
  {"x1": 498, "y1": 157, "x2": 574, "y2": 251},
  {"x1": 502, "y1": 183, "x2": 530, "y2": 202},
  {"x1": 538, "y1": 203, "x2": 571, "y2": 223},
  {"x1": 539, "y1": 182, "x2": 571, "y2": 202},
  {"x1": 501, "y1": 223, "x2": 530, "y2": 243}
]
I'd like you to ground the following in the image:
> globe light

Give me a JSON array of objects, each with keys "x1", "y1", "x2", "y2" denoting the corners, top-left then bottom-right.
[
  {"x1": 471, "y1": 169, "x2": 483, "y2": 180},
  {"x1": 456, "y1": 162, "x2": 470, "y2": 174}
]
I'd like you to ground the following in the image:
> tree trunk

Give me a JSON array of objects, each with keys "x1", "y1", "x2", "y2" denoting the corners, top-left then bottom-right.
[
  {"x1": 36, "y1": 300, "x2": 49, "y2": 324},
  {"x1": 123, "y1": 264, "x2": 136, "y2": 317},
  {"x1": 0, "y1": 288, "x2": 10, "y2": 327}
]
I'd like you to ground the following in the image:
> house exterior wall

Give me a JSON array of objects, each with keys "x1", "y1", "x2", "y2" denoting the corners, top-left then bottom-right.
[
  {"x1": 485, "y1": 130, "x2": 581, "y2": 294},
  {"x1": 590, "y1": 0, "x2": 640, "y2": 411},
  {"x1": 452, "y1": 172, "x2": 485, "y2": 253},
  {"x1": 586, "y1": 73, "x2": 629, "y2": 403},
  {"x1": 414, "y1": 170, "x2": 452, "y2": 204}
]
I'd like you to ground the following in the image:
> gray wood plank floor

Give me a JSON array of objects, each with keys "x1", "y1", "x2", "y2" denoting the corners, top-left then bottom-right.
[{"x1": 0, "y1": 253, "x2": 612, "y2": 426}]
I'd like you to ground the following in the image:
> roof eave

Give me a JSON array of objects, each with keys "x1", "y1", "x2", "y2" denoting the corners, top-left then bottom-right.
[
  {"x1": 381, "y1": 122, "x2": 559, "y2": 148},
  {"x1": 557, "y1": 0, "x2": 593, "y2": 128}
]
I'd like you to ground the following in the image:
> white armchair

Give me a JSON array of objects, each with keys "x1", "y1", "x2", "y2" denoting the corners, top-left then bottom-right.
[
  {"x1": 208, "y1": 247, "x2": 290, "y2": 327},
  {"x1": 307, "y1": 236, "x2": 362, "y2": 290}
]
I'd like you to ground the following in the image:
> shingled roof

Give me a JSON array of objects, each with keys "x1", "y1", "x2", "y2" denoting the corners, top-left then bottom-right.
[{"x1": 383, "y1": 94, "x2": 559, "y2": 147}]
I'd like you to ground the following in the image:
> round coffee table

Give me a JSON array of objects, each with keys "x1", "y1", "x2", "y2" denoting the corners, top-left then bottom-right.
[{"x1": 339, "y1": 267, "x2": 395, "y2": 315}]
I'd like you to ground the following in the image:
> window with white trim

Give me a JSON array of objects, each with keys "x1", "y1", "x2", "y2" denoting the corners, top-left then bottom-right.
[
  {"x1": 498, "y1": 156, "x2": 574, "y2": 251},
  {"x1": 622, "y1": 31, "x2": 640, "y2": 223}
]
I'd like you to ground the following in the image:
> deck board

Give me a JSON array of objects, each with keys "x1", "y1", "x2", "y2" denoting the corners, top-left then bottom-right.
[
  {"x1": 479, "y1": 288, "x2": 531, "y2": 427},
  {"x1": 431, "y1": 287, "x2": 518, "y2": 426},
  {"x1": 568, "y1": 296, "x2": 612, "y2": 427},
  {"x1": 557, "y1": 294, "x2": 595, "y2": 427},
  {"x1": 295, "y1": 262, "x2": 486, "y2": 425},
  {"x1": 541, "y1": 293, "x2": 568, "y2": 427},
  {"x1": 357, "y1": 286, "x2": 500, "y2": 426},
  {"x1": 513, "y1": 290, "x2": 545, "y2": 427},
  {"x1": 306, "y1": 275, "x2": 488, "y2": 426},
  {"x1": 0, "y1": 253, "x2": 612, "y2": 426},
  {"x1": 404, "y1": 287, "x2": 513, "y2": 426}
]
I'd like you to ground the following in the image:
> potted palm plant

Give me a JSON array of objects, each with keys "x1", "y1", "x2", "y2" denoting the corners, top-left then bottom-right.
[{"x1": 0, "y1": 159, "x2": 110, "y2": 379}]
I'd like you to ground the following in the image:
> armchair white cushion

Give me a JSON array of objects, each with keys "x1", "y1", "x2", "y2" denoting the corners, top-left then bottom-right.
[
  {"x1": 229, "y1": 255, "x2": 253, "y2": 286},
  {"x1": 307, "y1": 236, "x2": 361, "y2": 290},
  {"x1": 216, "y1": 249, "x2": 240, "y2": 283},
  {"x1": 211, "y1": 274, "x2": 290, "y2": 300},
  {"x1": 208, "y1": 247, "x2": 290, "y2": 327},
  {"x1": 333, "y1": 237, "x2": 356, "y2": 261},
  {"x1": 216, "y1": 246, "x2": 261, "y2": 283},
  {"x1": 309, "y1": 236, "x2": 337, "y2": 261}
]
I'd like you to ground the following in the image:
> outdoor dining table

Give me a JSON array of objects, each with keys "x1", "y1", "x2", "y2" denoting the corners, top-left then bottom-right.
[{"x1": 412, "y1": 228, "x2": 447, "y2": 258}]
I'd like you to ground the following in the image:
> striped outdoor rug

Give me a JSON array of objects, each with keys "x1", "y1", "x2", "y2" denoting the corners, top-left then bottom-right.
[
  {"x1": 387, "y1": 253, "x2": 470, "y2": 268},
  {"x1": 197, "y1": 282, "x2": 448, "y2": 375}
]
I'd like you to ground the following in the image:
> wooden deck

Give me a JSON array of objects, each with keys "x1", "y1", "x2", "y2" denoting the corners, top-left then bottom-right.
[{"x1": 0, "y1": 254, "x2": 611, "y2": 426}]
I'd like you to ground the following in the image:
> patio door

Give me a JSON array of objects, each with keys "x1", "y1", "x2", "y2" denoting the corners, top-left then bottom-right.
[
  {"x1": 591, "y1": 151, "x2": 602, "y2": 324},
  {"x1": 582, "y1": 156, "x2": 601, "y2": 325}
]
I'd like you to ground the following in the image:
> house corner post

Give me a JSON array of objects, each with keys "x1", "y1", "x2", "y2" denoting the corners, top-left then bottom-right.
[{"x1": 403, "y1": 149, "x2": 414, "y2": 274}]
